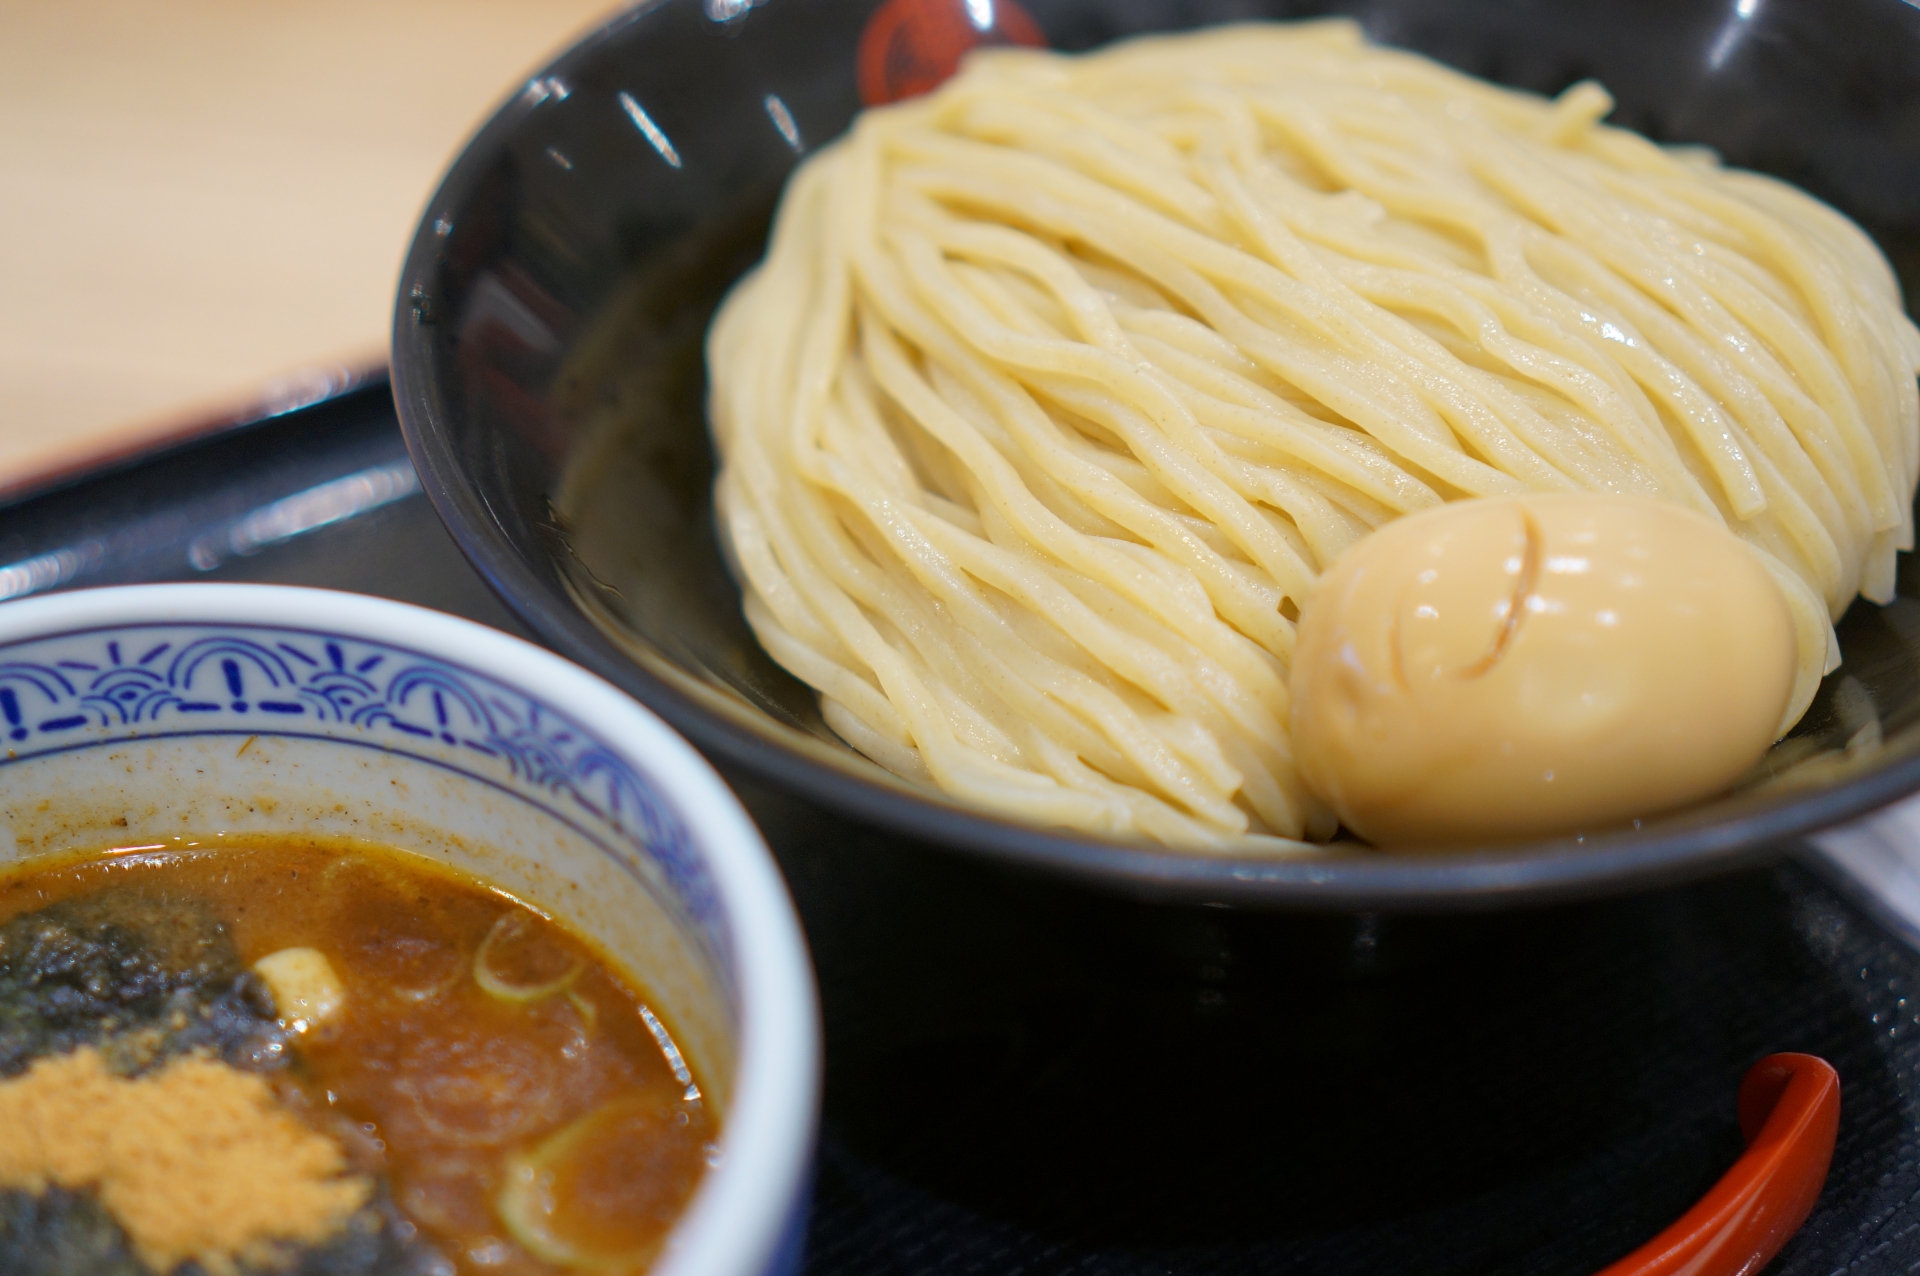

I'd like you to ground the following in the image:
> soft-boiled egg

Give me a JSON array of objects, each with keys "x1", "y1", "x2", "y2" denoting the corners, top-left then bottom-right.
[{"x1": 1288, "y1": 492, "x2": 1796, "y2": 847}]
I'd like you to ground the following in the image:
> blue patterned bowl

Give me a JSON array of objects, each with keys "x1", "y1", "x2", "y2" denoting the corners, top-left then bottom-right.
[{"x1": 0, "y1": 582, "x2": 819, "y2": 1276}]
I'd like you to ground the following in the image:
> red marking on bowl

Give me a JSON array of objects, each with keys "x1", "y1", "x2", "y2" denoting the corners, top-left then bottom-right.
[{"x1": 856, "y1": 0, "x2": 1047, "y2": 107}]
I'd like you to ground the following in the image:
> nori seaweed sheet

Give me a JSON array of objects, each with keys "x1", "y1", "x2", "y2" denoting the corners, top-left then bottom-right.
[
  {"x1": 0, "y1": 1188, "x2": 451, "y2": 1276},
  {"x1": 0, "y1": 891, "x2": 453, "y2": 1276},
  {"x1": 0, "y1": 891, "x2": 291, "y2": 1079},
  {"x1": 0, "y1": 1188, "x2": 143, "y2": 1276}
]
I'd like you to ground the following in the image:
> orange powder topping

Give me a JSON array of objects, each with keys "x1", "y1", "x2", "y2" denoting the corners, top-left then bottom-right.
[{"x1": 0, "y1": 1047, "x2": 370, "y2": 1273}]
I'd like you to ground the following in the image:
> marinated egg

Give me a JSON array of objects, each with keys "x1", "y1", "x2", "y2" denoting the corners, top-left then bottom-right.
[{"x1": 1289, "y1": 493, "x2": 1797, "y2": 846}]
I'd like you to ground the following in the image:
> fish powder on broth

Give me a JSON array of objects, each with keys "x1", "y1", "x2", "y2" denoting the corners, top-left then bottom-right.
[
  {"x1": 706, "y1": 19, "x2": 1920, "y2": 850},
  {"x1": 0, "y1": 1047, "x2": 370, "y2": 1274}
]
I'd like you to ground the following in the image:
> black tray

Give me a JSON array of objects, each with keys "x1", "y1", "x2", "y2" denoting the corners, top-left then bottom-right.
[{"x1": 8, "y1": 381, "x2": 1920, "y2": 1274}]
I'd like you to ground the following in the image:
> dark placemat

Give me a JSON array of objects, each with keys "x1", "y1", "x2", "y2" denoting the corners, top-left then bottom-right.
[{"x1": 6, "y1": 385, "x2": 1920, "y2": 1274}]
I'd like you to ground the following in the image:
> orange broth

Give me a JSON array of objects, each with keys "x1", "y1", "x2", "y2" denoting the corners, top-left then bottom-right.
[{"x1": 0, "y1": 836, "x2": 717, "y2": 1276}]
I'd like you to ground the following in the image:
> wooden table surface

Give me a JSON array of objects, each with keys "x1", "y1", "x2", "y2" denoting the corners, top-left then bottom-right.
[{"x1": 0, "y1": 0, "x2": 624, "y2": 500}]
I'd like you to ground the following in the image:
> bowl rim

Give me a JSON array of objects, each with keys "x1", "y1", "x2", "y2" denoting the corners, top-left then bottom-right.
[
  {"x1": 0, "y1": 581, "x2": 821, "y2": 1276},
  {"x1": 390, "y1": 2, "x2": 1920, "y2": 912}
]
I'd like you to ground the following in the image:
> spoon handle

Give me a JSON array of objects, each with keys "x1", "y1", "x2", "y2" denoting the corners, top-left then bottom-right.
[{"x1": 1597, "y1": 1053, "x2": 1840, "y2": 1276}]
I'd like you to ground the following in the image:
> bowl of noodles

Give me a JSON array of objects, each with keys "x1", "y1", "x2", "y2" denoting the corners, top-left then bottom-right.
[{"x1": 393, "y1": 0, "x2": 1920, "y2": 907}]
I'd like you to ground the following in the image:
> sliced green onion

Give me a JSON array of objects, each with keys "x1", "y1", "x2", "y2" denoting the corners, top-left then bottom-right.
[
  {"x1": 498, "y1": 1156, "x2": 592, "y2": 1269},
  {"x1": 474, "y1": 913, "x2": 584, "y2": 1004},
  {"x1": 496, "y1": 1097, "x2": 658, "y2": 1272}
]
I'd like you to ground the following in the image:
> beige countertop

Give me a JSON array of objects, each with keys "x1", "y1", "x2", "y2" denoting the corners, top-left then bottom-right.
[{"x1": 0, "y1": 0, "x2": 625, "y2": 498}]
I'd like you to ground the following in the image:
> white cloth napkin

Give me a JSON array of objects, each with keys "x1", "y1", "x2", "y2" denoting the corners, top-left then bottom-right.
[{"x1": 1810, "y1": 794, "x2": 1920, "y2": 948}]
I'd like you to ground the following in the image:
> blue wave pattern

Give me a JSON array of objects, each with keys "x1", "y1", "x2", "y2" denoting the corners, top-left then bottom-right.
[{"x1": 0, "y1": 624, "x2": 729, "y2": 986}]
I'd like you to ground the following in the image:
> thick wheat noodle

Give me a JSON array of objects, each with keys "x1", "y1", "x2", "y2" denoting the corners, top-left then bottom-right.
[{"x1": 705, "y1": 20, "x2": 1920, "y2": 852}]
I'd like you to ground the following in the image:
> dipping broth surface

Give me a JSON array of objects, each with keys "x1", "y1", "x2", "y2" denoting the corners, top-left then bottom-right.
[{"x1": 0, "y1": 837, "x2": 716, "y2": 1276}]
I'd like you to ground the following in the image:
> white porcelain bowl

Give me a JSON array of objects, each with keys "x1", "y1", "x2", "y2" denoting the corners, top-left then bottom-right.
[{"x1": 0, "y1": 582, "x2": 819, "y2": 1276}]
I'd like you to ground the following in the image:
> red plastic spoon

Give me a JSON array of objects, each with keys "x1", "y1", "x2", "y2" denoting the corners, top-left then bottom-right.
[
  {"x1": 1598, "y1": 1053, "x2": 1840, "y2": 1276},
  {"x1": 857, "y1": 0, "x2": 1047, "y2": 107}
]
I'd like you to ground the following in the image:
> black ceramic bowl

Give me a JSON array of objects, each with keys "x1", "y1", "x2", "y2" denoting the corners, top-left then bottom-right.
[{"x1": 394, "y1": 0, "x2": 1920, "y2": 910}]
